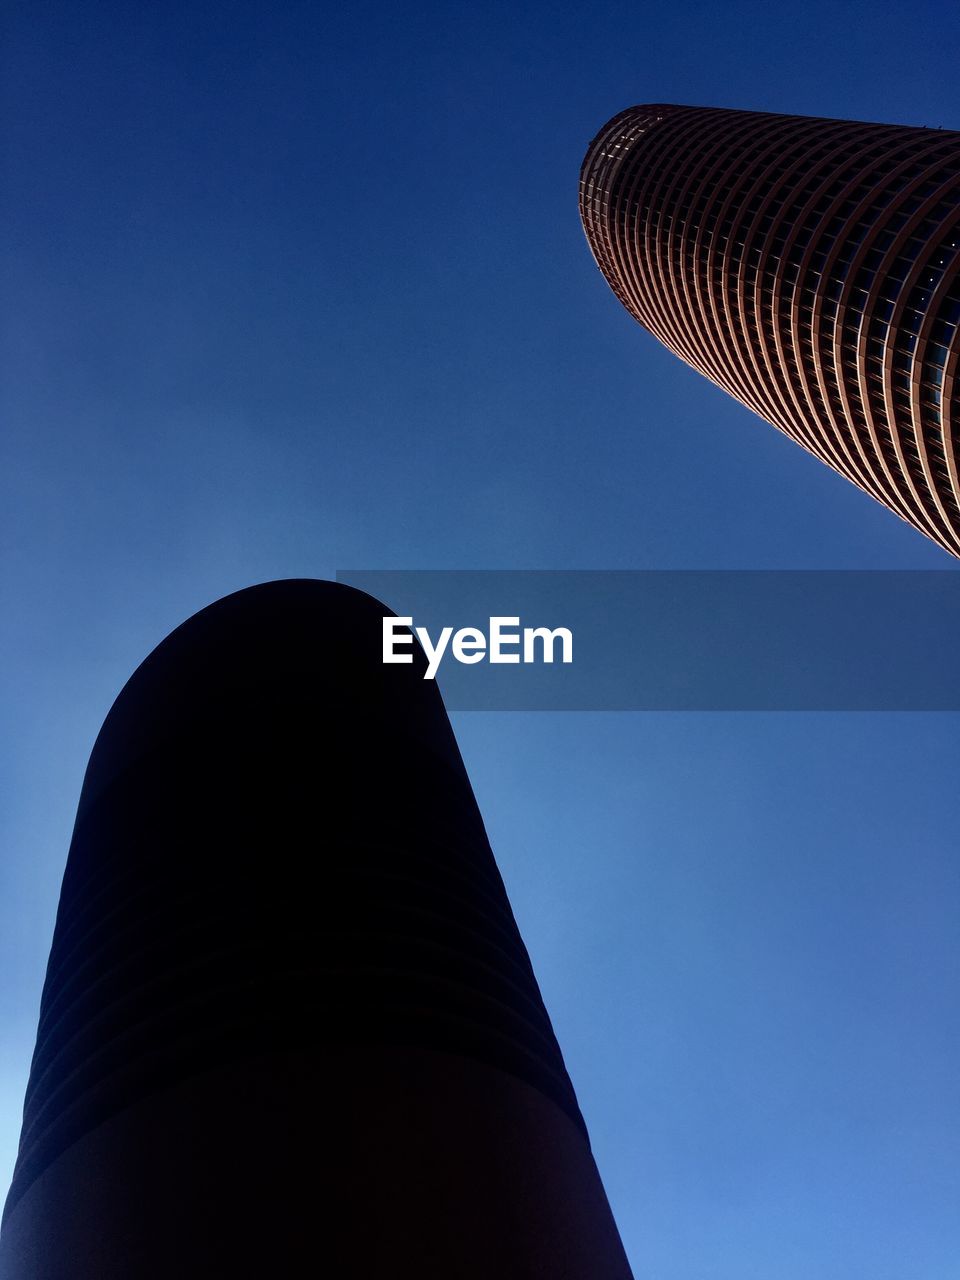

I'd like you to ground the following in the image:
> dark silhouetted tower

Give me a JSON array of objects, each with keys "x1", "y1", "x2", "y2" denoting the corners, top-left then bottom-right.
[
  {"x1": 580, "y1": 104, "x2": 960, "y2": 556},
  {"x1": 0, "y1": 581, "x2": 632, "y2": 1279}
]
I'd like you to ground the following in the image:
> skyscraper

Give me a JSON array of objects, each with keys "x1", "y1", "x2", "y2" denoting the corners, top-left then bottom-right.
[
  {"x1": 579, "y1": 104, "x2": 960, "y2": 557},
  {"x1": 0, "y1": 581, "x2": 632, "y2": 1279}
]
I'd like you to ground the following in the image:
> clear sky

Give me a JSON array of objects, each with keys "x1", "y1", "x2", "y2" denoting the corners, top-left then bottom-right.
[{"x1": 2, "y1": 1, "x2": 959, "y2": 1275}]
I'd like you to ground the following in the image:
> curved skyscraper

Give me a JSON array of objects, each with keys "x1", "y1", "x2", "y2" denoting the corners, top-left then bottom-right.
[
  {"x1": 0, "y1": 581, "x2": 632, "y2": 1278},
  {"x1": 580, "y1": 104, "x2": 960, "y2": 557}
]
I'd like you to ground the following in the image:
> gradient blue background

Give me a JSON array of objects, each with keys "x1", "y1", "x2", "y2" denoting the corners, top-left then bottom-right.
[{"x1": 2, "y1": 1, "x2": 958, "y2": 1274}]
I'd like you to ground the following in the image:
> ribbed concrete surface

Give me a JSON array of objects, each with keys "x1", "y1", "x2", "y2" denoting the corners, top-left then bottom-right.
[{"x1": 581, "y1": 104, "x2": 960, "y2": 556}]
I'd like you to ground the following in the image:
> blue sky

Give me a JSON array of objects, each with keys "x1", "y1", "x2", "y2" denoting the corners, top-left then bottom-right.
[{"x1": 2, "y1": 1, "x2": 959, "y2": 1274}]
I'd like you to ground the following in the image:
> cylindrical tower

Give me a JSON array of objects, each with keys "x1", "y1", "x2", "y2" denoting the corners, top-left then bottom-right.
[
  {"x1": 580, "y1": 104, "x2": 960, "y2": 556},
  {"x1": 0, "y1": 580, "x2": 632, "y2": 1279}
]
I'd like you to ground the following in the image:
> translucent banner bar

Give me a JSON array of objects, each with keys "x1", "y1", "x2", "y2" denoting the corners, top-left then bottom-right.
[{"x1": 336, "y1": 570, "x2": 960, "y2": 710}]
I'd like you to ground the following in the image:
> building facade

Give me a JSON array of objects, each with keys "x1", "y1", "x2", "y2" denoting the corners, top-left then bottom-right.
[
  {"x1": 0, "y1": 581, "x2": 633, "y2": 1278},
  {"x1": 580, "y1": 104, "x2": 960, "y2": 556}
]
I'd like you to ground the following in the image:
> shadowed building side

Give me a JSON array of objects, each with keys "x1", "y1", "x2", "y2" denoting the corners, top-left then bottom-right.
[
  {"x1": 580, "y1": 103, "x2": 960, "y2": 557},
  {"x1": 0, "y1": 579, "x2": 632, "y2": 1279}
]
